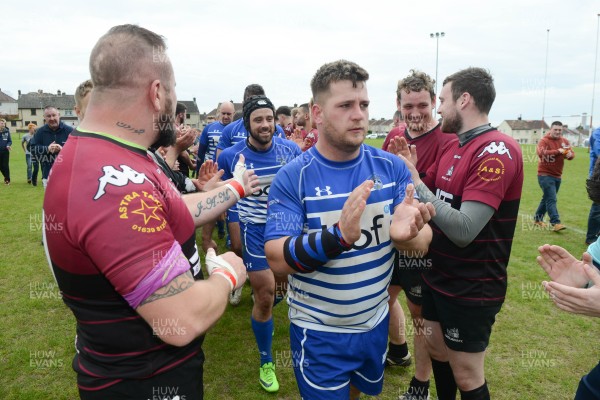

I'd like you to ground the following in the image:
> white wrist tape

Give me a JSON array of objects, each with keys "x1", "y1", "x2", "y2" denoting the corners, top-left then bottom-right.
[{"x1": 205, "y1": 249, "x2": 238, "y2": 290}]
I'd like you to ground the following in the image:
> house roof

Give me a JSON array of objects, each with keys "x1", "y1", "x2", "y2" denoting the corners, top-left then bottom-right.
[
  {"x1": 0, "y1": 90, "x2": 17, "y2": 102},
  {"x1": 179, "y1": 100, "x2": 199, "y2": 114},
  {"x1": 503, "y1": 120, "x2": 549, "y2": 130},
  {"x1": 18, "y1": 91, "x2": 75, "y2": 110}
]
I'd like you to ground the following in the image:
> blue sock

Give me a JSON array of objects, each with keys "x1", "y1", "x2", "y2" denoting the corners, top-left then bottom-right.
[{"x1": 251, "y1": 317, "x2": 273, "y2": 366}]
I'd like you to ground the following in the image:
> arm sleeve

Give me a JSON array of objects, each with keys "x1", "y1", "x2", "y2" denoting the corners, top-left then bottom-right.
[
  {"x1": 31, "y1": 131, "x2": 48, "y2": 156},
  {"x1": 216, "y1": 150, "x2": 233, "y2": 180},
  {"x1": 265, "y1": 168, "x2": 305, "y2": 241},
  {"x1": 217, "y1": 125, "x2": 232, "y2": 150},
  {"x1": 537, "y1": 138, "x2": 559, "y2": 156},
  {"x1": 415, "y1": 183, "x2": 495, "y2": 248}
]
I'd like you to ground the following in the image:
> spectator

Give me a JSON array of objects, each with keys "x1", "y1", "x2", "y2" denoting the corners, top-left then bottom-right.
[
  {"x1": 22, "y1": 123, "x2": 36, "y2": 184},
  {"x1": 534, "y1": 121, "x2": 574, "y2": 232},
  {"x1": 0, "y1": 118, "x2": 12, "y2": 185},
  {"x1": 32, "y1": 106, "x2": 73, "y2": 188}
]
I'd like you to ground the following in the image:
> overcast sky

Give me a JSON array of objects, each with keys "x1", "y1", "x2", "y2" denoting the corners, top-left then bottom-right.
[{"x1": 3, "y1": 0, "x2": 599, "y2": 128}]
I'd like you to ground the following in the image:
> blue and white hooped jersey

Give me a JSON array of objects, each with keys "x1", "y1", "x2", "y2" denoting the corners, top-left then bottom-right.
[
  {"x1": 200, "y1": 121, "x2": 227, "y2": 161},
  {"x1": 265, "y1": 144, "x2": 413, "y2": 333},
  {"x1": 218, "y1": 136, "x2": 302, "y2": 224},
  {"x1": 217, "y1": 119, "x2": 285, "y2": 151}
]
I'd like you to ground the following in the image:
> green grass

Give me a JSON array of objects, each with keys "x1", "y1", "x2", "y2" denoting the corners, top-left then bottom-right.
[{"x1": 1, "y1": 139, "x2": 598, "y2": 399}]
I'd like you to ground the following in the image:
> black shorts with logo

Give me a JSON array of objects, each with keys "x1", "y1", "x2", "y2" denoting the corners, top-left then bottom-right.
[
  {"x1": 389, "y1": 252, "x2": 429, "y2": 305},
  {"x1": 421, "y1": 283, "x2": 503, "y2": 353}
]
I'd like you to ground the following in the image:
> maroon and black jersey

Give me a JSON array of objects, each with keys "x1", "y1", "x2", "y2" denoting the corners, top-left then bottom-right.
[
  {"x1": 43, "y1": 130, "x2": 202, "y2": 391},
  {"x1": 422, "y1": 128, "x2": 523, "y2": 305},
  {"x1": 406, "y1": 124, "x2": 455, "y2": 178},
  {"x1": 383, "y1": 123, "x2": 454, "y2": 179}
]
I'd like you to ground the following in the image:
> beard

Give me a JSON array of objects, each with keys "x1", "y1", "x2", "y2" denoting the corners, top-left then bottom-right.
[
  {"x1": 249, "y1": 125, "x2": 274, "y2": 147},
  {"x1": 440, "y1": 110, "x2": 463, "y2": 134},
  {"x1": 321, "y1": 118, "x2": 365, "y2": 154},
  {"x1": 151, "y1": 97, "x2": 176, "y2": 148}
]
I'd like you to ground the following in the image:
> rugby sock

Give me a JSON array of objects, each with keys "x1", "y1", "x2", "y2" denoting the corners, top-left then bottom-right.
[
  {"x1": 459, "y1": 381, "x2": 489, "y2": 400},
  {"x1": 408, "y1": 376, "x2": 429, "y2": 397},
  {"x1": 388, "y1": 341, "x2": 409, "y2": 358},
  {"x1": 217, "y1": 220, "x2": 225, "y2": 236},
  {"x1": 431, "y1": 359, "x2": 457, "y2": 400},
  {"x1": 251, "y1": 317, "x2": 274, "y2": 366}
]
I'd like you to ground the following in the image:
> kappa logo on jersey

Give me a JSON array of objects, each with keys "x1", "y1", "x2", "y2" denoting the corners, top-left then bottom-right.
[
  {"x1": 477, "y1": 141, "x2": 513, "y2": 160},
  {"x1": 94, "y1": 165, "x2": 151, "y2": 200},
  {"x1": 446, "y1": 165, "x2": 454, "y2": 177},
  {"x1": 315, "y1": 186, "x2": 332, "y2": 196}
]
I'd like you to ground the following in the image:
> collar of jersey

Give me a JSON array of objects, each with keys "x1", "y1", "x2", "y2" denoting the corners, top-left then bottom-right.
[
  {"x1": 75, "y1": 128, "x2": 147, "y2": 151},
  {"x1": 311, "y1": 144, "x2": 364, "y2": 168}
]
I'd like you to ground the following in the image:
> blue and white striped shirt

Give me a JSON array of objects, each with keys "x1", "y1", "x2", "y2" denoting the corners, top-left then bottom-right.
[
  {"x1": 218, "y1": 136, "x2": 302, "y2": 224},
  {"x1": 265, "y1": 144, "x2": 412, "y2": 332}
]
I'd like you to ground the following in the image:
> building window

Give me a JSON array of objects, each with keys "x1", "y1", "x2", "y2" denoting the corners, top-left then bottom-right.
[
  {"x1": 64, "y1": 110, "x2": 73, "y2": 116},
  {"x1": 186, "y1": 113, "x2": 191, "y2": 119},
  {"x1": 11, "y1": 121, "x2": 16, "y2": 127},
  {"x1": 31, "y1": 109, "x2": 37, "y2": 116}
]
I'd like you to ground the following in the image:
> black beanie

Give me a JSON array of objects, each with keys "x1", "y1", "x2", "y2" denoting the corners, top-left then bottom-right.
[{"x1": 243, "y1": 95, "x2": 275, "y2": 132}]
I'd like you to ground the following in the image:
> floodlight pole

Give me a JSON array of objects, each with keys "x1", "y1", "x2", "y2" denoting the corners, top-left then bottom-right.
[{"x1": 430, "y1": 32, "x2": 445, "y2": 114}]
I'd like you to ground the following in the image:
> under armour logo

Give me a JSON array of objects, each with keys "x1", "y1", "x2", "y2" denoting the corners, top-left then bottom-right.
[
  {"x1": 315, "y1": 186, "x2": 332, "y2": 196},
  {"x1": 248, "y1": 163, "x2": 254, "y2": 169},
  {"x1": 477, "y1": 141, "x2": 512, "y2": 159}
]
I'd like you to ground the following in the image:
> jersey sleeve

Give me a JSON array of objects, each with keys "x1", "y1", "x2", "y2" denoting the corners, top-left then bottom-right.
[
  {"x1": 80, "y1": 179, "x2": 190, "y2": 309},
  {"x1": 392, "y1": 156, "x2": 412, "y2": 209},
  {"x1": 217, "y1": 124, "x2": 233, "y2": 150},
  {"x1": 462, "y1": 141, "x2": 521, "y2": 210},
  {"x1": 216, "y1": 148, "x2": 234, "y2": 180},
  {"x1": 199, "y1": 125, "x2": 209, "y2": 147},
  {"x1": 265, "y1": 166, "x2": 306, "y2": 241}
]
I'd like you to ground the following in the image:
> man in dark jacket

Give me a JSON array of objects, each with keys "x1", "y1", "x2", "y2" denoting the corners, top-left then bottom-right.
[
  {"x1": 0, "y1": 118, "x2": 12, "y2": 184},
  {"x1": 31, "y1": 106, "x2": 73, "y2": 188}
]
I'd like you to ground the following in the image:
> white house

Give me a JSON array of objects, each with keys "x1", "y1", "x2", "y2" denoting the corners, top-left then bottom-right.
[
  {"x1": 0, "y1": 89, "x2": 18, "y2": 118},
  {"x1": 497, "y1": 119, "x2": 549, "y2": 144}
]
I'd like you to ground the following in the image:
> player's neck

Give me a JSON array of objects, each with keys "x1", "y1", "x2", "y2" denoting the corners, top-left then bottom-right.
[
  {"x1": 315, "y1": 139, "x2": 360, "y2": 162},
  {"x1": 457, "y1": 115, "x2": 490, "y2": 136},
  {"x1": 79, "y1": 107, "x2": 157, "y2": 149}
]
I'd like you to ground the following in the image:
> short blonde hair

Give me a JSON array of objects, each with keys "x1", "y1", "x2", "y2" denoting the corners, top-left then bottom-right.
[{"x1": 75, "y1": 79, "x2": 94, "y2": 108}]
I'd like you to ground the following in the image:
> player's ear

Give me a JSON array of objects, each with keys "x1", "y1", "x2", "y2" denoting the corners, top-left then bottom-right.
[
  {"x1": 149, "y1": 80, "x2": 161, "y2": 113},
  {"x1": 312, "y1": 103, "x2": 323, "y2": 126}
]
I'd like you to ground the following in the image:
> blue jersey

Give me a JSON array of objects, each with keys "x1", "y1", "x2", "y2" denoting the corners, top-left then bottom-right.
[
  {"x1": 218, "y1": 137, "x2": 301, "y2": 224},
  {"x1": 217, "y1": 119, "x2": 285, "y2": 152},
  {"x1": 199, "y1": 121, "x2": 228, "y2": 162},
  {"x1": 265, "y1": 144, "x2": 412, "y2": 333}
]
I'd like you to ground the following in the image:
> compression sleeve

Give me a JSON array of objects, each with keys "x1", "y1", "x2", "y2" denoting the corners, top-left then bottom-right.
[{"x1": 415, "y1": 182, "x2": 495, "y2": 248}]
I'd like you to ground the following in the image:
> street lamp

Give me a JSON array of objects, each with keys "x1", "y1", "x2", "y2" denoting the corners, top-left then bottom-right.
[
  {"x1": 590, "y1": 14, "x2": 600, "y2": 131},
  {"x1": 430, "y1": 32, "x2": 445, "y2": 113},
  {"x1": 541, "y1": 29, "x2": 550, "y2": 138}
]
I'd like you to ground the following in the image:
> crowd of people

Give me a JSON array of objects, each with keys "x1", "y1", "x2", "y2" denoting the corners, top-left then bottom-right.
[{"x1": 2, "y1": 23, "x2": 597, "y2": 399}]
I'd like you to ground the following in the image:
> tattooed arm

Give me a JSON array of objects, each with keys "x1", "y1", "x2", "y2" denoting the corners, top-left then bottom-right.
[
  {"x1": 182, "y1": 154, "x2": 259, "y2": 228},
  {"x1": 136, "y1": 252, "x2": 247, "y2": 346}
]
